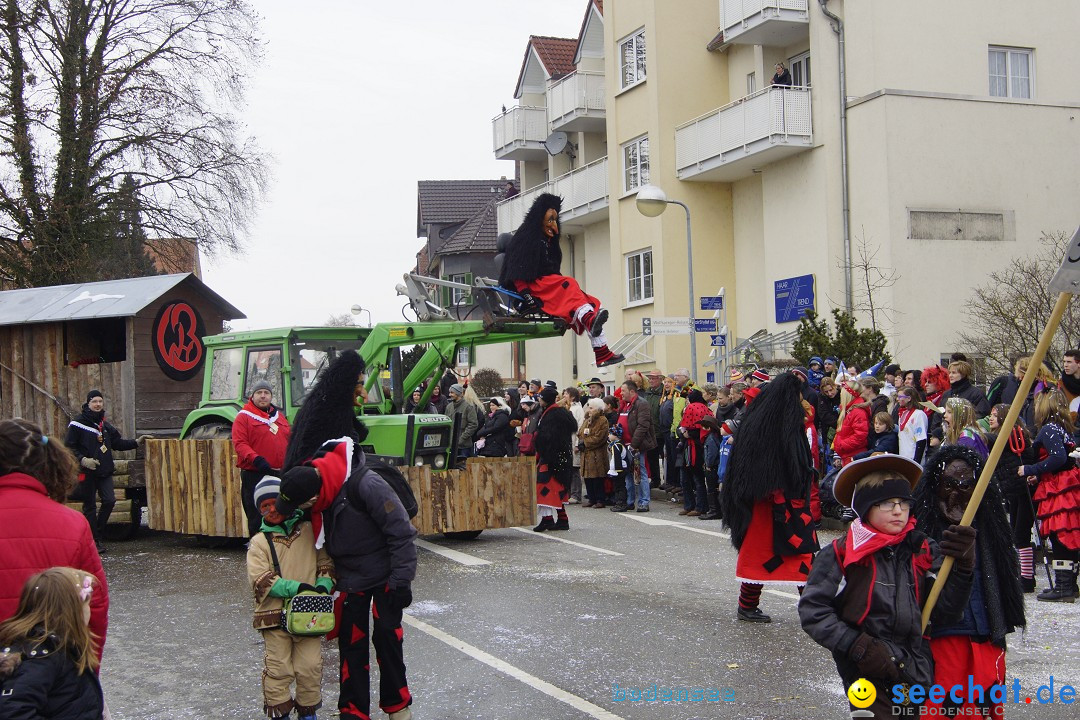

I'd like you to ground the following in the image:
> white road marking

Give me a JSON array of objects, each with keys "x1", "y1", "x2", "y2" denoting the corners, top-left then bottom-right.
[
  {"x1": 403, "y1": 614, "x2": 626, "y2": 720},
  {"x1": 763, "y1": 588, "x2": 801, "y2": 600},
  {"x1": 510, "y1": 527, "x2": 624, "y2": 556},
  {"x1": 618, "y1": 512, "x2": 730, "y2": 539},
  {"x1": 415, "y1": 539, "x2": 492, "y2": 566}
]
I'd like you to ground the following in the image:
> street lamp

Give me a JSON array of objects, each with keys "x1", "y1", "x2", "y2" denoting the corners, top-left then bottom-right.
[
  {"x1": 635, "y1": 184, "x2": 697, "y2": 376},
  {"x1": 350, "y1": 304, "x2": 372, "y2": 328}
]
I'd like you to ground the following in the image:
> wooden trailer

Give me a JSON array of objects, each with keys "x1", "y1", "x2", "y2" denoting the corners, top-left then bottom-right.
[
  {"x1": 0, "y1": 274, "x2": 244, "y2": 537},
  {"x1": 145, "y1": 438, "x2": 537, "y2": 538}
]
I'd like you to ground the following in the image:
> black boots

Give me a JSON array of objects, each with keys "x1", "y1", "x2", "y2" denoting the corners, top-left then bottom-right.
[
  {"x1": 699, "y1": 490, "x2": 722, "y2": 520},
  {"x1": 1037, "y1": 560, "x2": 1079, "y2": 603},
  {"x1": 533, "y1": 517, "x2": 556, "y2": 532},
  {"x1": 737, "y1": 607, "x2": 772, "y2": 623}
]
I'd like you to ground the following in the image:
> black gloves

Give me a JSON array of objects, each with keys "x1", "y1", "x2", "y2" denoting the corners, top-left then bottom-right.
[
  {"x1": 941, "y1": 524, "x2": 977, "y2": 572},
  {"x1": 296, "y1": 583, "x2": 317, "y2": 594},
  {"x1": 519, "y1": 292, "x2": 542, "y2": 314},
  {"x1": 253, "y1": 456, "x2": 272, "y2": 473},
  {"x1": 848, "y1": 632, "x2": 899, "y2": 681},
  {"x1": 390, "y1": 586, "x2": 413, "y2": 609}
]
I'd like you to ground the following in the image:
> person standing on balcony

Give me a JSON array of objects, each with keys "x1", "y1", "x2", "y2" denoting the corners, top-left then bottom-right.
[
  {"x1": 771, "y1": 62, "x2": 792, "y2": 87},
  {"x1": 498, "y1": 193, "x2": 624, "y2": 368}
]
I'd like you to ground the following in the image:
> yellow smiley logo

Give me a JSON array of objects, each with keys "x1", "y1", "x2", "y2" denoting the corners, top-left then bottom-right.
[{"x1": 847, "y1": 678, "x2": 877, "y2": 709}]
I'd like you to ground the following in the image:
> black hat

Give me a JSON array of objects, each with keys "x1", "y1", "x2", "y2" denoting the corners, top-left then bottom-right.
[
  {"x1": 833, "y1": 455, "x2": 922, "y2": 519},
  {"x1": 529, "y1": 379, "x2": 542, "y2": 388},
  {"x1": 275, "y1": 465, "x2": 321, "y2": 517},
  {"x1": 86, "y1": 389, "x2": 103, "y2": 403},
  {"x1": 544, "y1": 380, "x2": 558, "y2": 389},
  {"x1": 585, "y1": 377, "x2": 605, "y2": 387},
  {"x1": 884, "y1": 364, "x2": 902, "y2": 376},
  {"x1": 539, "y1": 386, "x2": 558, "y2": 405}
]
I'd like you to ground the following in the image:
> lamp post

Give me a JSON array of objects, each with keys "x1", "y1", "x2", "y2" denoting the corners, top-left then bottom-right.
[
  {"x1": 636, "y1": 184, "x2": 697, "y2": 376},
  {"x1": 350, "y1": 304, "x2": 372, "y2": 328}
]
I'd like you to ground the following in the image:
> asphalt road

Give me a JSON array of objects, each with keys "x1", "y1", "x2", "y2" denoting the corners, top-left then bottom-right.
[{"x1": 100, "y1": 497, "x2": 1080, "y2": 719}]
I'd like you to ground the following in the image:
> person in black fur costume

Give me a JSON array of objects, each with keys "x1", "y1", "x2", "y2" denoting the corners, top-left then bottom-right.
[
  {"x1": 720, "y1": 372, "x2": 819, "y2": 623},
  {"x1": 913, "y1": 444, "x2": 1026, "y2": 718},
  {"x1": 532, "y1": 386, "x2": 579, "y2": 531},
  {"x1": 283, "y1": 350, "x2": 370, "y2": 470},
  {"x1": 499, "y1": 192, "x2": 623, "y2": 368}
]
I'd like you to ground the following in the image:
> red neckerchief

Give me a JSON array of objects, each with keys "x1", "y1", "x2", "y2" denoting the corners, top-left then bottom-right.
[
  {"x1": 898, "y1": 407, "x2": 915, "y2": 430},
  {"x1": 842, "y1": 516, "x2": 916, "y2": 568}
]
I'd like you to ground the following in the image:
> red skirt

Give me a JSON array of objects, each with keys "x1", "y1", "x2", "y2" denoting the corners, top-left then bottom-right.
[
  {"x1": 515, "y1": 275, "x2": 600, "y2": 331},
  {"x1": 536, "y1": 462, "x2": 569, "y2": 509},
  {"x1": 928, "y1": 636, "x2": 1005, "y2": 718},
  {"x1": 735, "y1": 499, "x2": 814, "y2": 586},
  {"x1": 1033, "y1": 466, "x2": 1080, "y2": 550}
]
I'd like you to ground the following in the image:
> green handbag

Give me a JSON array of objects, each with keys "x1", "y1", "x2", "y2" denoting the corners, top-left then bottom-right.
[{"x1": 264, "y1": 532, "x2": 335, "y2": 636}]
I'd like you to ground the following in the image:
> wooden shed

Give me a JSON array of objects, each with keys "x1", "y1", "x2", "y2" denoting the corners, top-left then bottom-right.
[{"x1": 0, "y1": 273, "x2": 245, "y2": 439}]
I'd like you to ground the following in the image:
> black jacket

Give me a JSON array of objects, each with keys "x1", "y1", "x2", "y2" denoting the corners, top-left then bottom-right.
[
  {"x1": 476, "y1": 409, "x2": 513, "y2": 457},
  {"x1": 941, "y1": 378, "x2": 990, "y2": 418},
  {"x1": 535, "y1": 405, "x2": 577, "y2": 473},
  {"x1": 0, "y1": 634, "x2": 103, "y2": 720},
  {"x1": 64, "y1": 405, "x2": 137, "y2": 478},
  {"x1": 799, "y1": 531, "x2": 972, "y2": 689},
  {"x1": 323, "y1": 452, "x2": 417, "y2": 592}
]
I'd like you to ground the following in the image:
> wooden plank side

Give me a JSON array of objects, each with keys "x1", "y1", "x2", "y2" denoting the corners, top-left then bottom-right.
[
  {"x1": 144, "y1": 438, "x2": 244, "y2": 537},
  {"x1": 403, "y1": 456, "x2": 535, "y2": 534}
]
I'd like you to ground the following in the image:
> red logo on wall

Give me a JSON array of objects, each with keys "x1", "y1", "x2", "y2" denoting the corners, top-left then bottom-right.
[{"x1": 152, "y1": 302, "x2": 205, "y2": 381}]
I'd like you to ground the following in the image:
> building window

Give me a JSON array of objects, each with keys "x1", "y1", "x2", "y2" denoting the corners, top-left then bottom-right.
[
  {"x1": 746, "y1": 72, "x2": 757, "y2": 95},
  {"x1": 790, "y1": 52, "x2": 811, "y2": 87},
  {"x1": 626, "y1": 249, "x2": 654, "y2": 305},
  {"x1": 619, "y1": 28, "x2": 646, "y2": 89},
  {"x1": 988, "y1": 46, "x2": 1032, "y2": 98},
  {"x1": 622, "y1": 135, "x2": 650, "y2": 193},
  {"x1": 449, "y1": 273, "x2": 468, "y2": 305}
]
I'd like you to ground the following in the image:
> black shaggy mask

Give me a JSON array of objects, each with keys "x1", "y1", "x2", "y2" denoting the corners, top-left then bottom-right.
[{"x1": 283, "y1": 349, "x2": 369, "y2": 470}]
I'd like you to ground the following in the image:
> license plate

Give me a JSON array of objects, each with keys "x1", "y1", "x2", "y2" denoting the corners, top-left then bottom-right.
[{"x1": 423, "y1": 434, "x2": 441, "y2": 448}]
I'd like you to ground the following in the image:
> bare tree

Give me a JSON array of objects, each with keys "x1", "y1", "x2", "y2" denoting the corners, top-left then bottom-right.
[
  {"x1": 957, "y1": 231, "x2": 1080, "y2": 375},
  {"x1": 0, "y1": 0, "x2": 267, "y2": 287},
  {"x1": 832, "y1": 229, "x2": 899, "y2": 333},
  {"x1": 324, "y1": 313, "x2": 356, "y2": 328}
]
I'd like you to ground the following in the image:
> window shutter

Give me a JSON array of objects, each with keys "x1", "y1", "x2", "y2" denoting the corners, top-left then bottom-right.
[{"x1": 464, "y1": 273, "x2": 473, "y2": 304}]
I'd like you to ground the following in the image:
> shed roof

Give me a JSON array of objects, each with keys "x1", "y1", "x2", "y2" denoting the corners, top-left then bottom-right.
[
  {"x1": 0, "y1": 273, "x2": 245, "y2": 326},
  {"x1": 417, "y1": 179, "x2": 505, "y2": 235}
]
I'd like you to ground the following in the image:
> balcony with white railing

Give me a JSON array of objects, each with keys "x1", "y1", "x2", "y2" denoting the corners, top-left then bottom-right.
[
  {"x1": 720, "y1": 0, "x2": 809, "y2": 47},
  {"x1": 497, "y1": 157, "x2": 609, "y2": 234},
  {"x1": 492, "y1": 105, "x2": 549, "y2": 161},
  {"x1": 547, "y1": 70, "x2": 606, "y2": 133},
  {"x1": 675, "y1": 85, "x2": 812, "y2": 182}
]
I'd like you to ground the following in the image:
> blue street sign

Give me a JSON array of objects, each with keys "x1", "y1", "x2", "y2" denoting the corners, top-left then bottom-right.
[
  {"x1": 710, "y1": 334, "x2": 727, "y2": 347},
  {"x1": 700, "y1": 296, "x2": 725, "y2": 311},
  {"x1": 706, "y1": 372, "x2": 716, "y2": 383},
  {"x1": 774, "y1": 274, "x2": 816, "y2": 323},
  {"x1": 694, "y1": 317, "x2": 718, "y2": 333}
]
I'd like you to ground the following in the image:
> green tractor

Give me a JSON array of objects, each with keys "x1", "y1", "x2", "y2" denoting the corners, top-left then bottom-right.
[{"x1": 180, "y1": 319, "x2": 565, "y2": 469}]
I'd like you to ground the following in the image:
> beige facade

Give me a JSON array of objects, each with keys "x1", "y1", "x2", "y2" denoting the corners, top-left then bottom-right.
[{"x1": 494, "y1": 0, "x2": 1080, "y2": 383}]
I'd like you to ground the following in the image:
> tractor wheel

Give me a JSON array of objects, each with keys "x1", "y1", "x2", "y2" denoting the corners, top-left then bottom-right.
[{"x1": 188, "y1": 422, "x2": 233, "y2": 439}]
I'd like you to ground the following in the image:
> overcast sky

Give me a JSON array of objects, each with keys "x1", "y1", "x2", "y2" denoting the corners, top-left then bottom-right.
[{"x1": 204, "y1": 0, "x2": 590, "y2": 330}]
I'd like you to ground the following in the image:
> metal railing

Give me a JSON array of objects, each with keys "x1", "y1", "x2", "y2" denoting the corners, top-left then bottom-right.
[
  {"x1": 675, "y1": 85, "x2": 811, "y2": 173},
  {"x1": 496, "y1": 156, "x2": 609, "y2": 233},
  {"x1": 721, "y1": 0, "x2": 808, "y2": 32},
  {"x1": 492, "y1": 105, "x2": 548, "y2": 153},
  {"x1": 547, "y1": 70, "x2": 606, "y2": 126}
]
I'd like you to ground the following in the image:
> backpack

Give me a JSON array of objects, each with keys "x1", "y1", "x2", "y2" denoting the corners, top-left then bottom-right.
[{"x1": 346, "y1": 456, "x2": 419, "y2": 519}]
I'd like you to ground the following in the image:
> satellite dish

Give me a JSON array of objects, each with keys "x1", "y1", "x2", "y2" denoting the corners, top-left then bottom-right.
[{"x1": 544, "y1": 131, "x2": 568, "y2": 156}]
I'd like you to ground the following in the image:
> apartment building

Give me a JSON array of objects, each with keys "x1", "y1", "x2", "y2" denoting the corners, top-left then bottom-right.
[{"x1": 495, "y1": 0, "x2": 1080, "y2": 380}]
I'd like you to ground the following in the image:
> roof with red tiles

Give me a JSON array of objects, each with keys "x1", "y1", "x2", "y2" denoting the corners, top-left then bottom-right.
[{"x1": 513, "y1": 35, "x2": 578, "y2": 97}]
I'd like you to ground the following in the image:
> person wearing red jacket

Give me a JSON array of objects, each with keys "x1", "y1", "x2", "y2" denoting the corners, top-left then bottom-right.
[
  {"x1": 0, "y1": 419, "x2": 108, "y2": 661},
  {"x1": 233, "y1": 380, "x2": 291, "y2": 536},
  {"x1": 832, "y1": 384, "x2": 871, "y2": 467}
]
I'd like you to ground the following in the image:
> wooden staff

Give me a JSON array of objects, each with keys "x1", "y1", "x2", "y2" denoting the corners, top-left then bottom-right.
[{"x1": 921, "y1": 288, "x2": 1074, "y2": 631}]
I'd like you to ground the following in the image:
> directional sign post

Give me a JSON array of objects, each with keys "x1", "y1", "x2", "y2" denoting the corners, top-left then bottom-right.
[
  {"x1": 710, "y1": 333, "x2": 726, "y2": 347},
  {"x1": 700, "y1": 295, "x2": 725, "y2": 311},
  {"x1": 642, "y1": 317, "x2": 691, "y2": 335}
]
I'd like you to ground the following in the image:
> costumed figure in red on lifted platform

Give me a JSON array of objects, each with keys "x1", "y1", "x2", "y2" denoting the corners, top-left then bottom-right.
[
  {"x1": 498, "y1": 193, "x2": 624, "y2": 368},
  {"x1": 720, "y1": 372, "x2": 819, "y2": 624}
]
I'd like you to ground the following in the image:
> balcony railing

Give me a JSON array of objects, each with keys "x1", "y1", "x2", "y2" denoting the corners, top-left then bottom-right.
[
  {"x1": 675, "y1": 86, "x2": 812, "y2": 182},
  {"x1": 720, "y1": 0, "x2": 809, "y2": 46},
  {"x1": 497, "y1": 157, "x2": 609, "y2": 234},
  {"x1": 492, "y1": 105, "x2": 549, "y2": 160},
  {"x1": 547, "y1": 70, "x2": 606, "y2": 132}
]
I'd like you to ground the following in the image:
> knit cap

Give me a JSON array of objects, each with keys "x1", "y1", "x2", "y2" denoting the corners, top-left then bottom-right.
[{"x1": 253, "y1": 476, "x2": 281, "y2": 508}]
